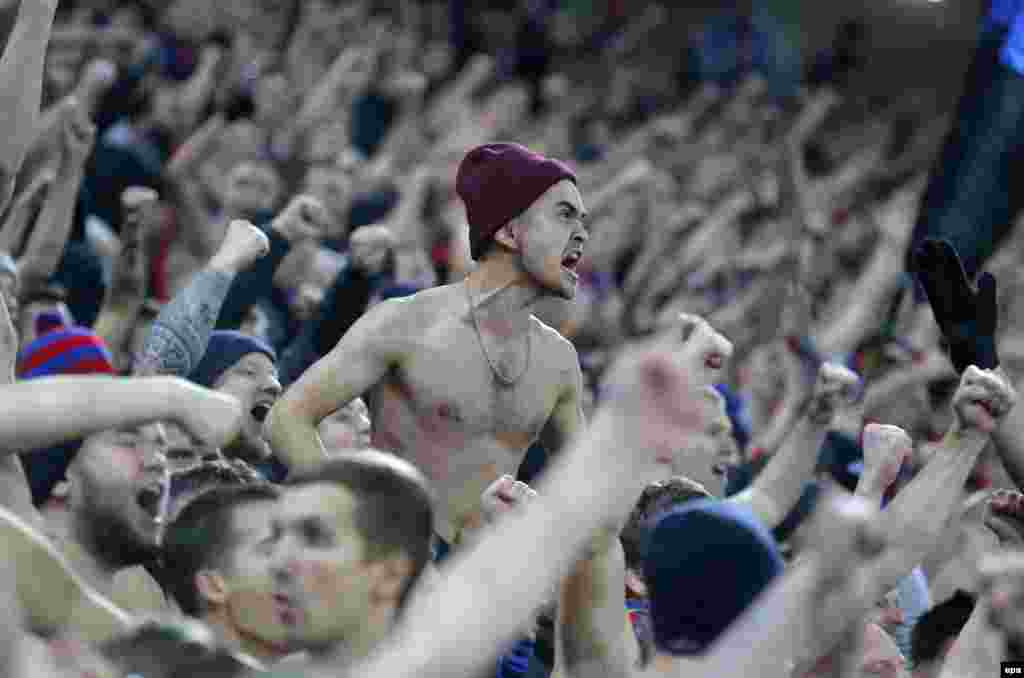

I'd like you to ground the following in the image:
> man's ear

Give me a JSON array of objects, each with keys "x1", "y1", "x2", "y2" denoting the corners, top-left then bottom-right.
[
  {"x1": 196, "y1": 570, "x2": 229, "y2": 608},
  {"x1": 368, "y1": 556, "x2": 414, "y2": 606},
  {"x1": 492, "y1": 222, "x2": 520, "y2": 252},
  {"x1": 625, "y1": 568, "x2": 647, "y2": 597}
]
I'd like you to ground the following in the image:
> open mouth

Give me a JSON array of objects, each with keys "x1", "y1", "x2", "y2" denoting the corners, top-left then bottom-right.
[
  {"x1": 561, "y1": 251, "x2": 582, "y2": 274},
  {"x1": 705, "y1": 353, "x2": 724, "y2": 370},
  {"x1": 251, "y1": 403, "x2": 272, "y2": 424},
  {"x1": 273, "y1": 594, "x2": 302, "y2": 627},
  {"x1": 136, "y1": 483, "x2": 164, "y2": 518}
]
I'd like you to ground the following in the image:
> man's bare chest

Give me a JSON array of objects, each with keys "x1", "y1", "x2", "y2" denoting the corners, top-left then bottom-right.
[{"x1": 379, "y1": 319, "x2": 566, "y2": 440}]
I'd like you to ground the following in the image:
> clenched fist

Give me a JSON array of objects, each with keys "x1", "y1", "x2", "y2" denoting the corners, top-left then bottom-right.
[
  {"x1": 480, "y1": 475, "x2": 537, "y2": 525},
  {"x1": 671, "y1": 313, "x2": 734, "y2": 389},
  {"x1": 599, "y1": 330, "x2": 707, "y2": 483},
  {"x1": 210, "y1": 220, "x2": 270, "y2": 274},
  {"x1": 805, "y1": 363, "x2": 863, "y2": 427},
  {"x1": 271, "y1": 195, "x2": 329, "y2": 244},
  {"x1": 952, "y1": 366, "x2": 1018, "y2": 435}
]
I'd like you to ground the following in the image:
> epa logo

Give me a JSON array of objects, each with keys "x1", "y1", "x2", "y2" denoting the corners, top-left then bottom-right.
[{"x1": 1004, "y1": 662, "x2": 1024, "y2": 675}]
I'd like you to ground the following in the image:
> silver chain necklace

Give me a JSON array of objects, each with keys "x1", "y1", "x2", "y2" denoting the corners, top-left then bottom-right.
[{"x1": 464, "y1": 282, "x2": 532, "y2": 388}]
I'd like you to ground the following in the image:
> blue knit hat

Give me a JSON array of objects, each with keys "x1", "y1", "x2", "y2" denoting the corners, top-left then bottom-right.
[
  {"x1": 645, "y1": 499, "x2": 784, "y2": 656},
  {"x1": 188, "y1": 331, "x2": 277, "y2": 388}
]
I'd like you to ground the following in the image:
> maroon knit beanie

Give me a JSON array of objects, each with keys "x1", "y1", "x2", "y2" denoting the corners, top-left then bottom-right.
[{"x1": 456, "y1": 143, "x2": 577, "y2": 261}]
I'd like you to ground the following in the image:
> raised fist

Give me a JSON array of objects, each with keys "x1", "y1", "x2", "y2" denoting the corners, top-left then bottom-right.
[
  {"x1": 168, "y1": 378, "x2": 244, "y2": 451},
  {"x1": 670, "y1": 313, "x2": 734, "y2": 389},
  {"x1": 210, "y1": 220, "x2": 270, "y2": 274},
  {"x1": 952, "y1": 366, "x2": 1017, "y2": 435},
  {"x1": 599, "y1": 331, "x2": 707, "y2": 481},
  {"x1": 860, "y1": 423, "x2": 912, "y2": 496},
  {"x1": 349, "y1": 225, "x2": 396, "y2": 274},
  {"x1": 271, "y1": 195, "x2": 329, "y2": 243},
  {"x1": 805, "y1": 362, "x2": 863, "y2": 427},
  {"x1": 480, "y1": 475, "x2": 537, "y2": 526}
]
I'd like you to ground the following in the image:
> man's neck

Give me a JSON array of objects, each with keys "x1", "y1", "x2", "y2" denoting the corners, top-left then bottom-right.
[
  {"x1": 311, "y1": 611, "x2": 392, "y2": 669},
  {"x1": 204, "y1": 608, "x2": 287, "y2": 667},
  {"x1": 466, "y1": 261, "x2": 545, "y2": 338}
]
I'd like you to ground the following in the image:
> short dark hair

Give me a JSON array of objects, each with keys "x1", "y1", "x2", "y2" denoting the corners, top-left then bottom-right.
[
  {"x1": 911, "y1": 590, "x2": 976, "y2": 666},
  {"x1": 161, "y1": 484, "x2": 280, "y2": 616},
  {"x1": 620, "y1": 477, "x2": 713, "y2": 572},
  {"x1": 286, "y1": 450, "x2": 435, "y2": 614}
]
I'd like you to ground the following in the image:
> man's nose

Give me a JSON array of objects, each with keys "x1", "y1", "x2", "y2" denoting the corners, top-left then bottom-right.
[{"x1": 261, "y1": 376, "x2": 283, "y2": 399}]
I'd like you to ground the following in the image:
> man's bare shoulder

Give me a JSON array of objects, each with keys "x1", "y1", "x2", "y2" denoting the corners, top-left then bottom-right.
[
  {"x1": 369, "y1": 285, "x2": 458, "y2": 330},
  {"x1": 530, "y1": 315, "x2": 581, "y2": 375}
]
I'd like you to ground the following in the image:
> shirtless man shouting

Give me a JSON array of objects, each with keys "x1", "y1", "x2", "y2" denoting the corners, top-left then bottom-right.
[{"x1": 268, "y1": 143, "x2": 587, "y2": 544}]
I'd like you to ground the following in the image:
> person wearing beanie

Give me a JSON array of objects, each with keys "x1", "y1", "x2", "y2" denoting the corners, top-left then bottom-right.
[
  {"x1": 644, "y1": 500, "x2": 784, "y2": 658},
  {"x1": 188, "y1": 330, "x2": 281, "y2": 464},
  {"x1": 15, "y1": 323, "x2": 118, "y2": 507},
  {"x1": 269, "y1": 142, "x2": 588, "y2": 547}
]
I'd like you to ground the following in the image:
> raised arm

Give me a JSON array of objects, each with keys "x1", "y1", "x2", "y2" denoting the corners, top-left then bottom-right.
[
  {"x1": 0, "y1": 0, "x2": 59, "y2": 211},
  {"x1": 134, "y1": 219, "x2": 269, "y2": 377},
  {"x1": 17, "y1": 97, "x2": 95, "y2": 285},
  {"x1": 0, "y1": 375, "x2": 243, "y2": 453},
  {"x1": 215, "y1": 195, "x2": 327, "y2": 330},
  {"x1": 868, "y1": 366, "x2": 1017, "y2": 598},
  {"x1": 267, "y1": 297, "x2": 403, "y2": 475},
  {"x1": 93, "y1": 188, "x2": 158, "y2": 370},
  {"x1": 814, "y1": 181, "x2": 919, "y2": 357},
  {"x1": 731, "y1": 362, "x2": 862, "y2": 528},
  {"x1": 349, "y1": 331, "x2": 706, "y2": 678}
]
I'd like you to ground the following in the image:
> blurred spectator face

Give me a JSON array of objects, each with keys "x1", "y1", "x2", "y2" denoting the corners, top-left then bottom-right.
[
  {"x1": 193, "y1": 496, "x2": 288, "y2": 649},
  {"x1": 149, "y1": 80, "x2": 190, "y2": 137},
  {"x1": 514, "y1": 180, "x2": 588, "y2": 301},
  {"x1": 304, "y1": 166, "x2": 353, "y2": 226},
  {"x1": 254, "y1": 73, "x2": 293, "y2": 127},
  {"x1": 668, "y1": 389, "x2": 737, "y2": 496},
  {"x1": 270, "y1": 483, "x2": 379, "y2": 648},
  {"x1": 304, "y1": 122, "x2": 351, "y2": 167},
  {"x1": 69, "y1": 425, "x2": 173, "y2": 557},
  {"x1": 223, "y1": 162, "x2": 282, "y2": 219},
  {"x1": 212, "y1": 353, "x2": 282, "y2": 463},
  {"x1": 287, "y1": 283, "x2": 325, "y2": 323},
  {"x1": 318, "y1": 399, "x2": 372, "y2": 453}
]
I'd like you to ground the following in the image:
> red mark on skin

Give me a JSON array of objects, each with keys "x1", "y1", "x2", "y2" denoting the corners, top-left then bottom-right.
[
  {"x1": 374, "y1": 383, "x2": 467, "y2": 482},
  {"x1": 476, "y1": 315, "x2": 517, "y2": 339}
]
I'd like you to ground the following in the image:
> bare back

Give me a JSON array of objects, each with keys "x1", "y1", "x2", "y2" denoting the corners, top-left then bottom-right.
[{"x1": 365, "y1": 284, "x2": 579, "y2": 542}]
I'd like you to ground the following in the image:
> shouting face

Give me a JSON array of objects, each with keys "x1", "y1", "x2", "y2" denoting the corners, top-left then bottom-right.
[
  {"x1": 511, "y1": 179, "x2": 588, "y2": 300},
  {"x1": 213, "y1": 353, "x2": 282, "y2": 463}
]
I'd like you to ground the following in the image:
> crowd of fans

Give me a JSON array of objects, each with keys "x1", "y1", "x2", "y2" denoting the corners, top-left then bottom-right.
[{"x1": 2, "y1": 0, "x2": 1024, "y2": 677}]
